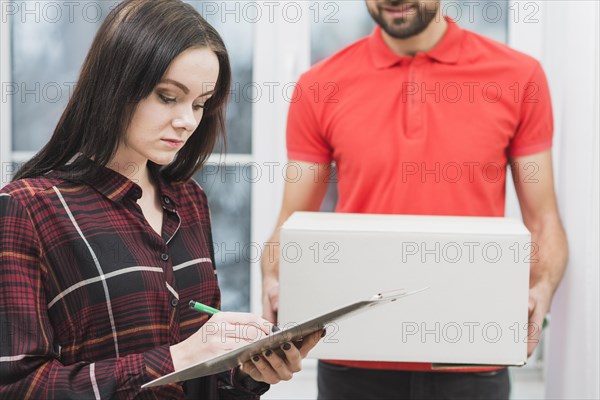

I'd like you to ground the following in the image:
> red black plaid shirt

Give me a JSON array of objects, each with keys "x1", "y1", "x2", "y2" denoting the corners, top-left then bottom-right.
[{"x1": 0, "y1": 161, "x2": 267, "y2": 399}]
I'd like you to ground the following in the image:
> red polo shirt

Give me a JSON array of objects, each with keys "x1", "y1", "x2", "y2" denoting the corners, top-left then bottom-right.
[{"x1": 286, "y1": 18, "x2": 553, "y2": 371}]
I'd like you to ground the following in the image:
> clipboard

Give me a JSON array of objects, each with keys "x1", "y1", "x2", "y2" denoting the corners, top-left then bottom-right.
[{"x1": 142, "y1": 288, "x2": 428, "y2": 388}]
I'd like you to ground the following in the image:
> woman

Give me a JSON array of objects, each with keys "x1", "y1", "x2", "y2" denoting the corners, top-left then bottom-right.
[{"x1": 0, "y1": 0, "x2": 321, "y2": 398}]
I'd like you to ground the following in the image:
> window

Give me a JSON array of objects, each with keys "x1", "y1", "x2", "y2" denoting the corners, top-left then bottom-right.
[{"x1": 2, "y1": 0, "x2": 256, "y2": 312}]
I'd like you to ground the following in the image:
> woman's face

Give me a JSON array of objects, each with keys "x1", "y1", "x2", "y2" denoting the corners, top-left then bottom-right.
[{"x1": 120, "y1": 47, "x2": 220, "y2": 167}]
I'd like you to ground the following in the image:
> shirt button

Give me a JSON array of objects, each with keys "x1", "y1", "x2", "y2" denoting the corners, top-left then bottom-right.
[
  {"x1": 171, "y1": 298, "x2": 179, "y2": 307},
  {"x1": 163, "y1": 196, "x2": 171, "y2": 204},
  {"x1": 161, "y1": 253, "x2": 169, "y2": 261}
]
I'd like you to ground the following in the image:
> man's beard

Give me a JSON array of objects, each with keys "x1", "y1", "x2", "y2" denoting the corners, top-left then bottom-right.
[{"x1": 368, "y1": 1, "x2": 439, "y2": 39}]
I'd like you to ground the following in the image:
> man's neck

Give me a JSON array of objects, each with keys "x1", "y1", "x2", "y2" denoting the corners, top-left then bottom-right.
[{"x1": 381, "y1": 13, "x2": 448, "y2": 56}]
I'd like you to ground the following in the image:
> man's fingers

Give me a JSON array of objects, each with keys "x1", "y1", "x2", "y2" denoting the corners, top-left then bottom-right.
[
  {"x1": 528, "y1": 297, "x2": 535, "y2": 314},
  {"x1": 262, "y1": 285, "x2": 279, "y2": 322},
  {"x1": 268, "y1": 284, "x2": 280, "y2": 311},
  {"x1": 527, "y1": 308, "x2": 544, "y2": 357},
  {"x1": 527, "y1": 330, "x2": 540, "y2": 356},
  {"x1": 261, "y1": 298, "x2": 276, "y2": 323}
]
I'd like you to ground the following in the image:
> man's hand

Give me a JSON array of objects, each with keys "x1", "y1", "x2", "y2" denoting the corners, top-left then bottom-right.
[
  {"x1": 260, "y1": 161, "x2": 331, "y2": 323},
  {"x1": 527, "y1": 283, "x2": 553, "y2": 356},
  {"x1": 262, "y1": 277, "x2": 279, "y2": 323},
  {"x1": 511, "y1": 151, "x2": 568, "y2": 358}
]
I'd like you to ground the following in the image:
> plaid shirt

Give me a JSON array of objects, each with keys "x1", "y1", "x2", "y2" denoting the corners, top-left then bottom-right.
[{"x1": 0, "y1": 161, "x2": 267, "y2": 399}]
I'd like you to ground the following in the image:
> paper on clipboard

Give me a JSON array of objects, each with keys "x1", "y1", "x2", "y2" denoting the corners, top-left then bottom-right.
[{"x1": 142, "y1": 288, "x2": 428, "y2": 388}]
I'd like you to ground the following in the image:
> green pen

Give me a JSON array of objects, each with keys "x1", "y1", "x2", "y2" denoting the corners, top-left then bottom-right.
[{"x1": 189, "y1": 300, "x2": 220, "y2": 315}]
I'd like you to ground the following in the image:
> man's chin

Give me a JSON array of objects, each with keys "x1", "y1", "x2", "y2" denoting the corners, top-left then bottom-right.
[
  {"x1": 377, "y1": 13, "x2": 416, "y2": 35},
  {"x1": 381, "y1": 17, "x2": 433, "y2": 39},
  {"x1": 388, "y1": 19, "x2": 415, "y2": 31},
  {"x1": 383, "y1": 26, "x2": 418, "y2": 39}
]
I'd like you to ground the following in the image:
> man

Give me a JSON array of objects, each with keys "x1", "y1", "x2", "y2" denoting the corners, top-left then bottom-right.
[{"x1": 261, "y1": 0, "x2": 568, "y2": 398}]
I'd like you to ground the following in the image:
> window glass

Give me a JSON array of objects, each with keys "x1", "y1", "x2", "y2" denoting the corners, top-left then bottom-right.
[
  {"x1": 11, "y1": 1, "x2": 115, "y2": 151},
  {"x1": 191, "y1": 1, "x2": 254, "y2": 154},
  {"x1": 10, "y1": 1, "x2": 255, "y2": 311},
  {"x1": 311, "y1": 1, "x2": 374, "y2": 64},
  {"x1": 194, "y1": 164, "x2": 252, "y2": 312},
  {"x1": 11, "y1": 1, "x2": 254, "y2": 155}
]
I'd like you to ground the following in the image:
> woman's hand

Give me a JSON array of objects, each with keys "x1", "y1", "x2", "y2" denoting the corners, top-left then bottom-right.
[
  {"x1": 170, "y1": 312, "x2": 272, "y2": 371},
  {"x1": 238, "y1": 329, "x2": 324, "y2": 384},
  {"x1": 170, "y1": 312, "x2": 323, "y2": 385}
]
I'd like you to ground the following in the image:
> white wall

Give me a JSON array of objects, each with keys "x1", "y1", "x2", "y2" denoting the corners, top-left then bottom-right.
[
  {"x1": 542, "y1": 1, "x2": 600, "y2": 399},
  {"x1": 250, "y1": 1, "x2": 311, "y2": 313}
]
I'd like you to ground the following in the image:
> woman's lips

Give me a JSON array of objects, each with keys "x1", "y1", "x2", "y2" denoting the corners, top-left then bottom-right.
[{"x1": 161, "y1": 139, "x2": 184, "y2": 149}]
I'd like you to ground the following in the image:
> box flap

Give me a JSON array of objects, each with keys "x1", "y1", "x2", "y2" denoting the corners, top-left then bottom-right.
[{"x1": 281, "y1": 212, "x2": 530, "y2": 236}]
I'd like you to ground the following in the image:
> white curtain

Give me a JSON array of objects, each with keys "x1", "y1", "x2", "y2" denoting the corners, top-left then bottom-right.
[{"x1": 544, "y1": 1, "x2": 600, "y2": 399}]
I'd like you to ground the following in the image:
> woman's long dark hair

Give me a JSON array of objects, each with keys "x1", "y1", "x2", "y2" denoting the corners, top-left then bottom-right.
[{"x1": 14, "y1": 0, "x2": 231, "y2": 182}]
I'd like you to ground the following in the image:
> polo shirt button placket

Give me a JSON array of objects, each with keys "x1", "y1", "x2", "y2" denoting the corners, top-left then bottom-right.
[
  {"x1": 161, "y1": 253, "x2": 169, "y2": 262},
  {"x1": 407, "y1": 56, "x2": 426, "y2": 139}
]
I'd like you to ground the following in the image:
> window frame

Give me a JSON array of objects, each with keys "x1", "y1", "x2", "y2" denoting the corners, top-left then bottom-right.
[{"x1": 1, "y1": 7, "x2": 12, "y2": 178}]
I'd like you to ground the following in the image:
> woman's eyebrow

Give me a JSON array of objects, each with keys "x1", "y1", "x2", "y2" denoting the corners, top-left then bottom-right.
[
  {"x1": 160, "y1": 78, "x2": 189, "y2": 94},
  {"x1": 159, "y1": 78, "x2": 215, "y2": 97}
]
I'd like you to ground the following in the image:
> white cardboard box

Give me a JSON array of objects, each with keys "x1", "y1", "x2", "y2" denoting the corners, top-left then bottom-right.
[{"x1": 278, "y1": 212, "x2": 531, "y2": 366}]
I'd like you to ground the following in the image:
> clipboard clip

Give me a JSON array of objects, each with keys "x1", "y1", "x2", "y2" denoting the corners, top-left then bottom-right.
[{"x1": 370, "y1": 287, "x2": 430, "y2": 301}]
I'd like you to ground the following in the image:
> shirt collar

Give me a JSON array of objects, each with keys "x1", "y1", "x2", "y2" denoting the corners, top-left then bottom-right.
[
  {"x1": 368, "y1": 16, "x2": 463, "y2": 69},
  {"x1": 50, "y1": 158, "x2": 179, "y2": 209}
]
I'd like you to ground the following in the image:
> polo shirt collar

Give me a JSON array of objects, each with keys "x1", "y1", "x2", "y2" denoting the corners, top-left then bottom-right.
[
  {"x1": 368, "y1": 16, "x2": 463, "y2": 69},
  {"x1": 426, "y1": 17, "x2": 463, "y2": 64}
]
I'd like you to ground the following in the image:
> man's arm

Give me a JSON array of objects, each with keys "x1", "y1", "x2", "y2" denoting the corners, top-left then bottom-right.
[
  {"x1": 510, "y1": 150, "x2": 568, "y2": 356},
  {"x1": 261, "y1": 161, "x2": 331, "y2": 322}
]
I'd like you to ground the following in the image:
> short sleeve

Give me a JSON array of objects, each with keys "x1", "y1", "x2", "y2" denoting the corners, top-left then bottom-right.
[
  {"x1": 508, "y1": 62, "x2": 554, "y2": 157},
  {"x1": 286, "y1": 74, "x2": 333, "y2": 163}
]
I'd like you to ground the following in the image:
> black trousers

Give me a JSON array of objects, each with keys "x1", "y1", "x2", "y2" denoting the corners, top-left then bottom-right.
[{"x1": 317, "y1": 361, "x2": 510, "y2": 400}]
